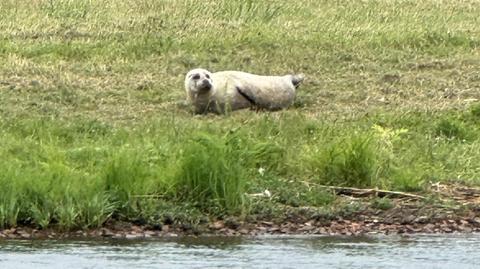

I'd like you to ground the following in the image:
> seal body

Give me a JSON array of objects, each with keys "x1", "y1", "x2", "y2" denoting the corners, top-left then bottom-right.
[{"x1": 185, "y1": 68, "x2": 304, "y2": 114}]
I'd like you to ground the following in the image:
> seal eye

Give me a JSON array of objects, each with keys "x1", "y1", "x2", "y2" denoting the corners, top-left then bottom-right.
[
  {"x1": 205, "y1": 74, "x2": 210, "y2": 79},
  {"x1": 192, "y1": 74, "x2": 200, "y2": 80}
]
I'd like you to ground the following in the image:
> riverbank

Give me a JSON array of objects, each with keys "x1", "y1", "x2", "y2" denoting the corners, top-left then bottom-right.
[
  {"x1": 2, "y1": 183, "x2": 480, "y2": 239},
  {"x1": 1, "y1": 0, "x2": 480, "y2": 237}
]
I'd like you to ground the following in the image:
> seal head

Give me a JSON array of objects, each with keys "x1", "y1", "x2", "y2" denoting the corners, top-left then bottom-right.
[{"x1": 185, "y1": 68, "x2": 213, "y2": 94}]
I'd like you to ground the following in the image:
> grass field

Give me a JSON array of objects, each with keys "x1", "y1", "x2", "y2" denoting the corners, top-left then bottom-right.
[{"x1": 0, "y1": 0, "x2": 479, "y2": 230}]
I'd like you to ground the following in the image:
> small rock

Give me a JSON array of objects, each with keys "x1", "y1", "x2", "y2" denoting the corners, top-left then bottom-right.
[
  {"x1": 125, "y1": 234, "x2": 142, "y2": 239},
  {"x1": 30, "y1": 80, "x2": 40, "y2": 87},
  {"x1": 165, "y1": 233, "x2": 178, "y2": 237},
  {"x1": 224, "y1": 229, "x2": 235, "y2": 236},
  {"x1": 423, "y1": 224, "x2": 435, "y2": 233},
  {"x1": 225, "y1": 218, "x2": 241, "y2": 229},
  {"x1": 151, "y1": 223, "x2": 162, "y2": 231},
  {"x1": 113, "y1": 233, "x2": 124, "y2": 239},
  {"x1": 257, "y1": 226, "x2": 267, "y2": 232},
  {"x1": 211, "y1": 221, "x2": 224, "y2": 230},
  {"x1": 131, "y1": 225, "x2": 143, "y2": 232},
  {"x1": 459, "y1": 226, "x2": 473, "y2": 233},
  {"x1": 443, "y1": 227, "x2": 453, "y2": 233},
  {"x1": 299, "y1": 225, "x2": 316, "y2": 232},
  {"x1": 414, "y1": 216, "x2": 429, "y2": 224},
  {"x1": 268, "y1": 227, "x2": 280, "y2": 233},
  {"x1": 5, "y1": 228, "x2": 16, "y2": 234},
  {"x1": 144, "y1": 230, "x2": 156, "y2": 236},
  {"x1": 181, "y1": 223, "x2": 193, "y2": 231},
  {"x1": 113, "y1": 221, "x2": 132, "y2": 230},
  {"x1": 350, "y1": 222, "x2": 361, "y2": 232},
  {"x1": 318, "y1": 227, "x2": 327, "y2": 234},
  {"x1": 101, "y1": 228, "x2": 114, "y2": 237},
  {"x1": 19, "y1": 232, "x2": 31, "y2": 239},
  {"x1": 401, "y1": 215, "x2": 416, "y2": 224}
]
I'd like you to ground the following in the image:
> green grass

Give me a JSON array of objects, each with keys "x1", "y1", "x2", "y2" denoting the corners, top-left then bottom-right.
[
  {"x1": 172, "y1": 133, "x2": 248, "y2": 215},
  {"x1": 0, "y1": 0, "x2": 480, "y2": 230}
]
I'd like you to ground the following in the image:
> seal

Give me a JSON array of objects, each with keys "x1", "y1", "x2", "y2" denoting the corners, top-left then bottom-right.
[{"x1": 184, "y1": 68, "x2": 304, "y2": 114}]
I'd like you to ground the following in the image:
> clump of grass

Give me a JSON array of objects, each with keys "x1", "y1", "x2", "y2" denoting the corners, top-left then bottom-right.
[
  {"x1": 371, "y1": 197, "x2": 394, "y2": 210},
  {"x1": 434, "y1": 118, "x2": 467, "y2": 140},
  {"x1": 55, "y1": 195, "x2": 79, "y2": 230},
  {"x1": 77, "y1": 192, "x2": 116, "y2": 228},
  {"x1": 249, "y1": 141, "x2": 285, "y2": 170},
  {"x1": 182, "y1": 0, "x2": 283, "y2": 24},
  {"x1": 312, "y1": 134, "x2": 378, "y2": 188},
  {"x1": 214, "y1": 0, "x2": 283, "y2": 23},
  {"x1": 41, "y1": 0, "x2": 93, "y2": 20},
  {"x1": 29, "y1": 196, "x2": 56, "y2": 229},
  {"x1": 467, "y1": 103, "x2": 480, "y2": 123},
  {"x1": 275, "y1": 180, "x2": 334, "y2": 207},
  {"x1": 0, "y1": 182, "x2": 20, "y2": 229},
  {"x1": 389, "y1": 168, "x2": 425, "y2": 192},
  {"x1": 103, "y1": 152, "x2": 145, "y2": 216},
  {"x1": 172, "y1": 133, "x2": 248, "y2": 215}
]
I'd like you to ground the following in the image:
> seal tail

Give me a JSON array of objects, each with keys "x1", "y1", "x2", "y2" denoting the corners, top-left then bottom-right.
[{"x1": 291, "y1": 74, "x2": 305, "y2": 89}]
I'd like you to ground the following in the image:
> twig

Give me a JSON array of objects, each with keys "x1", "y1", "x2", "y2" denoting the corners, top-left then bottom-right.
[{"x1": 316, "y1": 185, "x2": 425, "y2": 199}]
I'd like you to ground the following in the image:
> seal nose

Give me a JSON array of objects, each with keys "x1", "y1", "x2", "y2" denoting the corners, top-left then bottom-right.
[{"x1": 199, "y1": 79, "x2": 212, "y2": 91}]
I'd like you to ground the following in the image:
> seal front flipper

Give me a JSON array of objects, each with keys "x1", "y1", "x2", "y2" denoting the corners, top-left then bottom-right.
[{"x1": 235, "y1": 86, "x2": 257, "y2": 106}]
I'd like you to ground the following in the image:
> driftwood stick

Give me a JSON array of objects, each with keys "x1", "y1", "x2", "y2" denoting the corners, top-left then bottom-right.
[{"x1": 316, "y1": 185, "x2": 425, "y2": 199}]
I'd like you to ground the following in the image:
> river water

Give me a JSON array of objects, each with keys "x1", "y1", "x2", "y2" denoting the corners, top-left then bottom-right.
[{"x1": 0, "y1": 234, "x2": 478, "y2": 269}]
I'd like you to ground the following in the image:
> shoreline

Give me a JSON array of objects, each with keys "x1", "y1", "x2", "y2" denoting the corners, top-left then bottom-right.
[
  {"x1": 2, "y1": 218, "x2": 480, "y2": 240},
  {"x1": 2, "y1": 183, "x2": 480, "y2": 240},
  {"x1": 3, "y1": 212, "x2": 480, "y2": 240}
]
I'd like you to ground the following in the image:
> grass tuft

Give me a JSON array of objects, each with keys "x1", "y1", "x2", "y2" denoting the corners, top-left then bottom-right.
[
  {"x1": 312, "y1": 135, "x2": 378, "y2": 188},
  {"x1": 435, "y1": 118, "x2": 467, "y2": 140},
  {"x1": 172, "y1": 133, "x2": 248, "y2": 215}
]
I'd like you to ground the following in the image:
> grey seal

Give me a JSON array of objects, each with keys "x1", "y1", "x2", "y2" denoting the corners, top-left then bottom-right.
[{"x1": 184, "y1": 68, "x2": 304, "y2": 114}]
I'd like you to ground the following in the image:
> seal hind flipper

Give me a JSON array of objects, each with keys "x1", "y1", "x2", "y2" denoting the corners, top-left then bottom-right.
[{"x1": 291, "y1": 74, "x2": 305, "y2": 88}]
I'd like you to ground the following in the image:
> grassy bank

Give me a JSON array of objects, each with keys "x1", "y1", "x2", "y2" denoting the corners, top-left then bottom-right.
[{"x1": 1, "y1": 0, "x2": 480, "y2": 230}]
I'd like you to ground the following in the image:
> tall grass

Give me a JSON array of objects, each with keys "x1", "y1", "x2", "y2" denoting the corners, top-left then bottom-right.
[
  {"x1": 172, "y1": 133, "x2": 249, "y2": 215},
  {"x1": 311, "y1": 135, "x2": 378, "y2": 188},
  {"x1": 1, "y1": 109, "x2": 480, "y2": 229}
]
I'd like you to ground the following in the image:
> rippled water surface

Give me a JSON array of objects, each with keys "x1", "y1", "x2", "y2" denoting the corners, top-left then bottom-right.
[{"x1": 0, "y1": 234, "x2": 479, "y2": 269}]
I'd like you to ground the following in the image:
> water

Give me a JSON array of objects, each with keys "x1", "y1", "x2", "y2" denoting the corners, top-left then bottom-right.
[{"x1": 0, "y1": 234, "x2": 479, "y2": 269}]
